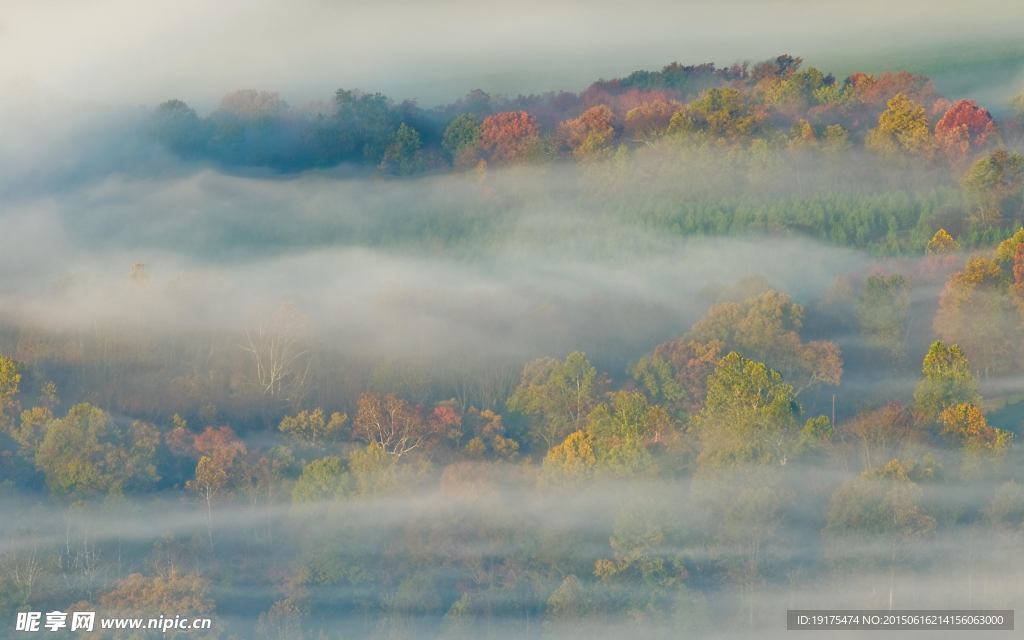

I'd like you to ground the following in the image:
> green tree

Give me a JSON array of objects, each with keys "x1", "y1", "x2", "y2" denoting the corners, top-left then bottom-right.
[
  {"x1": 961, "y1": 149, "x2": 1024, "y2": 225},
  {"x1": 508, "y1": 351, "x2": 603, "y2": 452},
  {"x1": 912, "y1": 341, "x2": 980, "y2": 422},
  {"x1": 34, "y1": 404, "x2": 158, "y2": 498},
  {"x1": 855, "y1": 272, "x2": 911, "y2": 361},
  {"x1": 292, "y1": 456, "x2": 351, "y2": 503},
  {"x1": 692, "y1": 353, "x2": 829, "y2": 469},
  {"x1": 585, "y1": 390, "x2": 672, "y2": 476},
  {"x1": 442, "y1": 113, "x2": 481, "y2": 157},
  {"x1": 0, "y1": 354, "x2": 20, "y2": 427},
  {"x1": 378, "y1": 122, "x2": 423, "y2": 175},
  {"x1": 825, "y1": 459, "x2": 936, "y2": 610},
  {"x1": 278, "y1": 408, "x2": 348, "y2": 450}
]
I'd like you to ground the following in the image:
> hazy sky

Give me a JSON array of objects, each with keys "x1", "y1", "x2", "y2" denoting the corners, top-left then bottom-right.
[{"x1": 3, "y1": 0, "x2": 1024, "y2": 109}]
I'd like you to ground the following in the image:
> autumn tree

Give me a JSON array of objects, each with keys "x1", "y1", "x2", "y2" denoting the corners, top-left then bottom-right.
[
  {"x1": 928, "y1": 228, "x2": 959, "y2": 255},
  {"x1": 100, "y1": 567, "x2": 214, "y2": 638},
  {"x1": 938, "y1": 403, "x2": 1012, "y2": 476},
  {"x1": 0, "y1": 355, "x2": 21, "y2": 447},
  {"x1": 541, "y1": 430, "x2": 596, "y2": 484},
  {"x1": 460, "y1": 407, "x2": 519, "y2": 461},
  {"x1": 934, "y1": 99, "x2": 998, "y2": 169},
  {"x1": 855, "y1": 272, "x2": 911, "y2": 361},
  {"x1": 922, "y1": 228, "x2": 961, "y2": 276},
  {"x1": 186, "y1": 426, "x2": 247, "y2": 549},
  {"x1": 961, "y1": 149, "x2": 1024, "y2": 225},
  {"x1": 934, "y1": 255, "x2": 1023, "y2": 377},
  {"x1": 866, "y1": 93, "x2": 934, "y2": 158},
  {"x1": 34, "y1": 404, "x2": 159, "y2": 498},
  {"x1": 912, "y1": 341, "x2": 980, "y2": 422},
  {"x1": 507, "y1": 351, "x2": 604, "y2": 451},
  {"x1": 630, "y1": 338, "x2": 722, "y2": 418},
  {"x1": 688, "y1": 289, "x2": 842, "y2": 394},
  {"x1": 556, "y1": 104, "x2": 615, "y2": 161},
  {"x1": 687, "y1": 87, "x2": 760, "y2": 141},
  {"x1": 692, "y1": 352, "x2": 830, "y2": 469},
  {"x1": 623, "y1": 99, "x2": 683, "y2": 142},
  {"x1": 479, "y1": 111, "x2": 542, "y2": 164},
  {"x1": 218, "y1": 89, "x2": 287, "y2": 118},
  {"x1": 841, "y1": 403, "x2": 922, "y2": 471}
]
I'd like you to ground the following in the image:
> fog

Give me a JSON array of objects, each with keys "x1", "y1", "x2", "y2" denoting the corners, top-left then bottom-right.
[
  {"x1": 2, "y1": 464, "x2": 1021, "y2": 639},
  {"x1": 3, "y1": 1, "x2": 1024, "y2": 108}
]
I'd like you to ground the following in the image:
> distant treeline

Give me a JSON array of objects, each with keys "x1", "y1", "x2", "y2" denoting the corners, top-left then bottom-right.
[{"x1": 145, "y1": 55, "x2": 1024, "y2": 253}]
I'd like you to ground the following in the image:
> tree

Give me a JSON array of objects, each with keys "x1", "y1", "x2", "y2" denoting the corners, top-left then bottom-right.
[
  {"x1": 378, "y1": 123, "x2": 423, "y2": 175},
  {"x1": 841, "y1": 403, "x2": 921, "y2": 471},
  {"x1": 934, "y1": 99, "x2": 998, "y2": 169},
  {"x1": 961, "y1": 149, "x2": 1024, "y2": 225},
  {"x1": 218, "y1": 89, "x2": 288, "y2": 118},
  {"x1": 825, "y1": 459, "x2": 936, "y2": 610},
  {"x1": 333, "y1": 89, "x2": 398, "y2": 163},
  {"x1": 688, "y1": 289, "x2": 842, "y2": 394},
  {"x1": 623, "y1": 99, "x2": 683, "y2": 142},
  {"x1": 593, "y1": 502, "x2": 688, "y2": 616},
  {"x1": 34, "y1": 404, "x2": 159, "y2": 498},
  {"x1": 442, "y1": 113, "x2": 481, "y2": 166},
  {"x1": 479, "y1": 111, "x2": 542, "y2": 164},
  {"x1": 912, "y1": 341, "x2": 980, "y2": 422},
  {"x1": 938, "y1": 403, "x2": 1012, "y2": 476},
  {"x1": 292, "y1": 456, "x2": 351, "y2": 503},
  {"x1": 346, "y1": 441, "x2": 425, "y2": 495},
  {"x1": 585, "y1": 390, "x2": 671, "y2": 476},
  {"x1": 541, "y1": 430, "x2": 596, "y2": 484},
  {"x1": 934, "y1": 256, "x2": 1023, "y2": 377},
  {"x1": 692, "y1": 352, "x2": 828, "y2": 469},
  {"x1": 866, "y1": 93, "x2": 934, "y2": 158},
  {"x1": 557, "y1": 105, "x2": 615, "y2": 160},
  {"x1": 278, "y1": 408, "x2": 348, "y2": 450},
  {"x1": 688, "y1": 87, "x2": 760, "y2": 140},
  {"x1": 926, "y1": 228, "x2": 959, "y2": 255},
  {"x1": 352, "y1": 392, "x2": 438, "y2": 459},
  {"x1": 242, "y1": 302, "x2": 313, "y2": 407},
  {"x1": 149, "y1": 100, "x2": 208, "y2": 158},
  {"x1": 187, "y1": 426, "x2": 247, "y2": 550},
  {"x1": 1013, "y1": 242, "x2": 1024, "y2": 300},
  {"x1": 460, "y1": 408, "x2": 519, "y2": 461},
  {"x1": 0, "y1": 354, "x2": 20, "y2": 429},
  {"x1": 507, "y1": 351, "x2": 603, "y2": 451},
  {"x1": 630, "y1": 339, "x2": 722, "y2": 418},
  {"x1": 855, "y1": 272, "x2": 910, "y2": 361},
  {"x1": 100, "y1": 567, "x2": 214, "y2": 638}
]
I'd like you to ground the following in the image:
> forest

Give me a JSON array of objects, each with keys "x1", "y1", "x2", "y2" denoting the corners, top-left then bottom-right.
[{"x1": 2, "y1": 45, "x2": 1024, "y2": 639}]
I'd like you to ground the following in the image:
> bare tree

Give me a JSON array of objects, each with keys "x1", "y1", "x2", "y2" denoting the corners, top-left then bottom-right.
[{"x1": 242, "y1": 303, "x2": 313, "y2": 407}]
